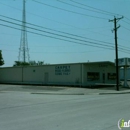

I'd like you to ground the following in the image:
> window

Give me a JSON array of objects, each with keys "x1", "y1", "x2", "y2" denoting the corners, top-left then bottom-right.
[
  {"x1": 87, "y1": 72, "x2": 99, "y2": 81},
  {"x1": 108, "y1": 73, "x2": 116, "y2": 80}
]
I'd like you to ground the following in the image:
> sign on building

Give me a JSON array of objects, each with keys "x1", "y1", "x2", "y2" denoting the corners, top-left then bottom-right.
[
  {"x1": 115, "y1": 58, "x2": 130, "y2": 67},
  {"x1": 55, "y1": 65, "x2": 71, "y2": 75}
]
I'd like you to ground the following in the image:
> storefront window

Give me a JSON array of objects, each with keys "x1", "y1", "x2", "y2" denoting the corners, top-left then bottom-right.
[
  {"x1": 87, "y1": 72, "x2": 99, "y2": 81},
  {"x1": 107, "y1": 73, "x2": 116, "y2": 80}
]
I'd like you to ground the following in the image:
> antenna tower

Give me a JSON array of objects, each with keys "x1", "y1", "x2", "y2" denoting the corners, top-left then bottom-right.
[{"x1": 18, "y1": 0, "x2": 30, "y2": 62}]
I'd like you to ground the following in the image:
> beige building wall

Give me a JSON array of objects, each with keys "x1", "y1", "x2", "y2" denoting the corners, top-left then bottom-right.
[
  {"x1": 0, "y1": 67, "x2": 22, "y2": 83},
  {"x1": 50, "y1": 64, "x2": 81, "y2": 85},
  {"x1": 16, "y1": 64, "x2": 81, "y2": 85},
  {"x1": 82, "y1": 62, "x2": 116, "y2": 86},
  {"x1": 23, "y1": 66, "x2": 44, "y2": 83},
  {"x1": 0, "y1": 62, "x2": 116, "y2": 86}
]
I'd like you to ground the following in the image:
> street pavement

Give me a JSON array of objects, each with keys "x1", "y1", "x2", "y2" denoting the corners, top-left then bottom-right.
[{"x1": 0, "y1": 84, "x2": 130, "y2": 130}]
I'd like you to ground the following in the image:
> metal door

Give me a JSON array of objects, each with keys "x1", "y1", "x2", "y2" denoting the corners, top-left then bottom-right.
[
  {"x1": 102, "y1": 73, "x2": 105, "y2": 83},
  {"x1": 44, "y1": 72, "x2": 49, "y2": 84}
]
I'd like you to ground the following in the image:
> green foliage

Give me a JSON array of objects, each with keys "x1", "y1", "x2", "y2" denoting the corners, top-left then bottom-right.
[
  {"x1": 29, "y1": 61, "x2": 44, "y2": 66},
  {"x1": 0, "y1": 50, "x2": 4, "y2": 66},
  {"x1": 13, "y1": 61, "x2": 30, "y2": 66},
  {"x1": 13, "y1": 61, "x2": 45, "y2": 66}
]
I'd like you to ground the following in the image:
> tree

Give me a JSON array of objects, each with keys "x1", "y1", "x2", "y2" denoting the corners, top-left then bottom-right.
[
  {"x1": 37, "y1": 61, "x2": 44, "y2": 65},
  {"x1": 0, "y1": 50, "x2": 4, "y2": 66},
  {"x1": 13, "y1": 60, "x2": 45, "y2": 66},
  {"x1": 29, "y1": 61, "x2": 44, "y2": 66},
  {"x1": 13, "y1": 61, "x2": 30, "y2": 66}
]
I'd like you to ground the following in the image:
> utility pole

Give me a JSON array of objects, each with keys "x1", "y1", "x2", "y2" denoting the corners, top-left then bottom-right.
[
  {"x1": 109, "y1": 16, "x2": 123, "y2": 91},
  {"x1": 18, "y1": 0, "x2": 30, "y2": 63}
]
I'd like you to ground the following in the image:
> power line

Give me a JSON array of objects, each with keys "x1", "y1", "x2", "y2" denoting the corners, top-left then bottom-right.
[
  {"x1": 0, "y1": 43, "x2": 82, "y2": 48},
  {"x1": 0, "y1": 15, "x2": 129, "y2": 53},
  {"x1": 2, "y1": 45, "x2": 130, "y2": 55},
  {"x1": 0, "y1": 1, "x2": 128, "y2": 44},
  {"x1": 0, "y1": 1, "x2": 90, "y2": 29},
  {"x1": 2, "y1": 47, "x2": 130, "y2": 54},
  {"x1": 1, "y1": 23, "x2": 130, "y2": 55},
  {"x1": 0, "y1": 18, "x2": 116, "y2": 49},
  {"x1": 119, "y1": 44, "x2": 130, "y2": 50},
  {"x1": 32, "y1": 0, "x2": 108, "y2": 20},
  {"x1": 57, "y1": 0, "x2": 114, "y2": 16},
  {"x1": 2, "y1": 49, "x2": 106, "y2": 54},
  {"x1": 0, "y1": 16, "x2": 130, "y2": 52},
  {"x1": 0, "y1": 1, "x2": 114, "y2": 39},
  {"x1": 118, "y1": 38, "x2": 130, "y2": 47},
  {"x1": 0, "y1": 23, "x2": 116, "y2": 50},
  {"x1": 124, "y1": 16, "x2": 130, "y2": 21},
  {"x1": 0, "y1": 1, "x2": 119, "y2": 40},
  {"x1": 122, "y1": 26, "x2": 130, "y2": 32},
  {"x1": 122, "y1": 20, "x2": 130, "y2": 25},
  {"x1": 1, "y1": 22, "x2": 130, "y2": 55},
  {"x1": 0, "y1": 15, "x2": 113, "y2": 45},
  {"x1": 70, "y1": 0, "x2": 122, "y2": 17}
]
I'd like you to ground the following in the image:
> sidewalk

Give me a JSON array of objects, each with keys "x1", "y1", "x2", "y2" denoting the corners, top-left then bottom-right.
[
  {"x1": 31, "y1": 86, "x2": 130, "y2": 95},
  {"x1": 0, "y1": 84, "x2": 130, "y2": 95}
]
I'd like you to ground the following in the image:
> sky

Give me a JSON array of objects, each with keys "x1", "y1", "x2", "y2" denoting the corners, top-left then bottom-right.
[{"x1": 0, "y1": 0, "x2": 130, "y2": 67}]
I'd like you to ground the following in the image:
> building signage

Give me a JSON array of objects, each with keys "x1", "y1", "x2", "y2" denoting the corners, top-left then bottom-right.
[
  {"x1": 99, "y1": 64, "x2": 108, "y2": 67},
  {"x1": 127, "y1": 58, "x2": 130, "y2": 66},
  {"x1": 55, "y1": 65, "x2": 70, "y2": 75},
  {"x1": 117, "y1": 58, "x2": 126, "y2": 66},
  {"x1": 115, "y1": 58, "x2": 130, "y2": 66}
]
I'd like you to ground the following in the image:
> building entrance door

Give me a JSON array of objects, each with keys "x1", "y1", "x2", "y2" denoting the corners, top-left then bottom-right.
[
  {"x1": 102, "y1": 73, "x2": 105, "y2": 83},
  {"x1": 44, "y1": 72, "x2": 49, "y2": 84}
]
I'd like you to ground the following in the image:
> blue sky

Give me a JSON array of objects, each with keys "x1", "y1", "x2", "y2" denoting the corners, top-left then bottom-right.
[{"x1": 0, "y1": 0, "x2": 130, "y2": 67}]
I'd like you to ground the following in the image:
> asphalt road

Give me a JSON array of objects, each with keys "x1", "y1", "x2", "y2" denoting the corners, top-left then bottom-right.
[{"x1": 0, "y1": 86, "x2": 130, "y2": 130}]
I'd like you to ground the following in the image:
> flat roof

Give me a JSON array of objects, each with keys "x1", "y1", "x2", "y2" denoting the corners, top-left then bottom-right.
[{"x1": 0, "y1": 61, "x2": 115, "y2": 69}]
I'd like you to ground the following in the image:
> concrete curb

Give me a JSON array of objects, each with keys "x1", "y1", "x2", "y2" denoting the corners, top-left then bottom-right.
[
  {"x1": 99, "y1": 91, "x2": 130, "y2": 95},
  {"x1": 31, "y1": 91, "x2": 130, "y2": 95},
  {"x1": 31, "y1": 92, "x2": 85, "y2": 95}
]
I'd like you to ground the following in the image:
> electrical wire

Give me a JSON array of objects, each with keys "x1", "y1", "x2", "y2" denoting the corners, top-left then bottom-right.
[
  {"x1": 0, "y1": 2, "x2": 117, "y2": 39},
  {"x1": 1, "y1": 15, "x2": 127, "y2": 51},
  {"x1": 57, "y1": 0, "x2": 114, "y2": 16},
  {"x1": 2, "y1": 49, "x2": 106, "y2": 54},
  {"x1": 0, "y1": 14, "x2": 113, "y2": 45},
  {"x1": 0, "y1": 43, "x2": 82, "y2": 48},
  {"x1": 122, "y1": 26, "x2": 130, "y2": 32},
  {"x1": 1, "y1": 21, "x2": 130, "y2": 55},
  {"x1": 124, "y1": 16, "x2": 130, "y2": 21},
  {"x1": 0, "y1": 18, "x2": 114, "y2": 49},
  {"x1": 2, "y1": 45, "x2": 130, "y2": 55},
  {"x1": 32, "y1": 0, "x2": 108, "y2": 20},
  {"x1": 0, "y1": 17, "x2": 130, "y2": 53},
  {"x1": 70, "y1": 0, "x2": 122, "y2": 17},
  {"x1": 122, "y1": 20, "x2": 130, "y2": 25},
  {"x1": 0, "y1": 1, "x2": 88, "y2": 29},
  {"x1": 0, "y1": 22, "x2": 115, "y2": 50},
  {"x1": 0, "y1": 18, "x2": 116, "y2": 49}
]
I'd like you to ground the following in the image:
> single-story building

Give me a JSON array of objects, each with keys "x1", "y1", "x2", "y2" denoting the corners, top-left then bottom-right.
[
  {"x1": 0, "y1": 61, "x2": 116, "y2": 87},
  {"x1": 120, "y1": 67, "x2": 130, "y2": 80}
]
